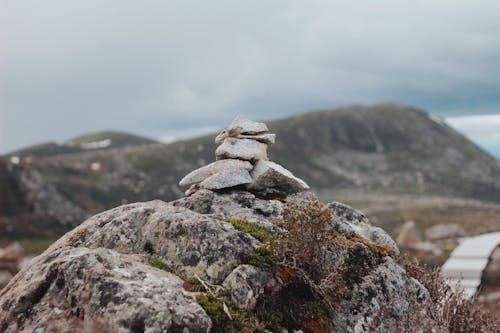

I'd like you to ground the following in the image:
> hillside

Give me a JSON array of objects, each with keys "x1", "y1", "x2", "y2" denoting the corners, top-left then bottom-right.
[
  {"x1": 9, "y1": 131, "x2": 157, "y2": 158},
  {"x1": 1, "y1": 103, "x2": 500, "y2": 238}
]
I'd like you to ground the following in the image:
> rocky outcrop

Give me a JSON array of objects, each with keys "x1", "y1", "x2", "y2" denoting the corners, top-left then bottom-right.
[
  {"x1": 179, "y1": 117, "x2": 309, "y2": 197},
  {"x1": 328, "y1": 201, "x2": 399, "y2": 256},
  {"x1": 0, "y1": 186, "x2": 437, "y2": 332},
  {"x1": 335, "y1": 257, "x2": 431, "y2": 333},
  {"x1": 0, "y1": 247, "x2": 211, "y2": 333}
]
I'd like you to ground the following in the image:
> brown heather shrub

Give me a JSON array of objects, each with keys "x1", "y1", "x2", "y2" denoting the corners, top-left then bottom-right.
[
  {"x1": 398, "y1": 254, "x2": 500, "y2": 333},
  {"x1": 272, "y1": 200, "x2": 338, "y2": 283}
]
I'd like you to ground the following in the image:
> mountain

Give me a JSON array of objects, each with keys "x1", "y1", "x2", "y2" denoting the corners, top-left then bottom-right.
[
  {"x1": 9, "y1": 131, "x2": 157, "y2": 158},
  {"x1": 1, "y1": 103, "x2": 500, "y2": 238}
]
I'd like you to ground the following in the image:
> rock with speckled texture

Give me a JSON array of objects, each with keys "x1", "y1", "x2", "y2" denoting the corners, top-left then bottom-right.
[
  {"x1": 0, "y1": 247, "x2": 211, "y2": 333},
  {"x1": 248, "y1": 160, "x2": 309, "y2": 196},
  {"x1": 215, "y1": 138, "x2": 268, "y2": 162},
  {"x1": 179, "y1": 159, "x2": 253, "y2": 186},
  {"x1": 199, "y1": 169, "x2": 253, "y2": 190}
]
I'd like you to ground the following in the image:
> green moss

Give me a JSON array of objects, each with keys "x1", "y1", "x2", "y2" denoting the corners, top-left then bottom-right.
[
  {"x1": 148, "y1": 256, "x2": 176, "y2": 275},
  {"x1": 343, "y1": 255, "x2": 367, "y2": 288},
  {"x1": 195, "y1": 293, "x2": 267, "y2": 333},
  {"x1": 148, "y1": 256, "x2": 206, "y2": 292},
  {"x1": 183, "y1": 277, "x2": 206, "y2": 292},
  {"x1": 220, "y1": 218, "x2": 272, "y2": 243},
  {"x1": 256, "y1": 295, "x2": 285, "y2": 331},
  {"x1": 241, "y1": 247, "x2": 275, "y2": 268}
]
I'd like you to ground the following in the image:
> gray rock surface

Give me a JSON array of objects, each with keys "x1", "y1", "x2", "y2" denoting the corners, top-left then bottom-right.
[
  {"x1": 237, "y1": 133, "x2": 276, "y2": 146},
  {"x1": 174, "y1": 189, "x2": 283, "y2": 230},
  {"x1": 328, "y1": 201, "x2": 400, "y2": 256},
  {"x1": 46, "y1": 200, "x2": 260, "y2": 284},
  {"x1": 425, "y1": 223, "x2": 465, "y2": 241},
  {"x1": 214, "y1": 118, "x2": 269, "y2": 144},
  {"x1": 179, "y1": 159, "x2": 253, "y2": 186},
  {"x1": 215, "y1": 137, "x2": 268, "y2": 161},
  {"x1": 222, "y1": 264, "x2": 277, "y2": 309},
  {"x1": 334, "y1": 257, "x2": 433, "y2": 333},
  {"x1": 0, "y1": 190, "x2": 434, "y2": 332},
  {"x1": 249, "y1": 160, "x2": 309, "y2": 195},
  {"x1": 227, "y1": 117, "x2": 269, "y2": 135},
  {"x1": 199, "y1": 169, "x2": 253, "y2": 190},
  {"x1": 216, "y1": 132, "x2": 276, "y2": 146},
  {"x1": 0, "y1": 247, "x2": 211, "y2": 333}
]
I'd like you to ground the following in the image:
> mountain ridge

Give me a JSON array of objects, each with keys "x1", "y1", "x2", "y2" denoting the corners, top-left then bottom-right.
[
  {"x1": 1, "y1": 103, "x2": 500, "y2": 238},
  {"x1": 8, "y1": 130, "x2": 158, "y2": 158}
]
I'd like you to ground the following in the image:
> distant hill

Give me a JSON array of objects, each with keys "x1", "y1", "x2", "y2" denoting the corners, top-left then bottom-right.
[
  {"x1": 9, "y1": 131, "x2": 157, "y2": 157},
  {"x1": 1, "y1": 103, "x2": 500, "y2": 238}
]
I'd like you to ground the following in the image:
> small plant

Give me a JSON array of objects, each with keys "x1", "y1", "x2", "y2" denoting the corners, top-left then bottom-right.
[
  {"x1": 220, "y1": 218, "x2": 272, "y2": 243},
  {"x1": 272, "y1": 200, "x2": 338, "y2": 283},
  {"x1": 148, "y1": 256, "x2": 176, "y2": 274},
  {"x1": 397, "y1": 254, "x2": 499, "y2": 333},
  {"x1": 148, "y1": 256, "x2": 206, "y2": 292}
]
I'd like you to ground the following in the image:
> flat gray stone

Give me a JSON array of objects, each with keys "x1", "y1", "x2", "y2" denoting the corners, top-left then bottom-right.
[
  {"x1": 215, "y1": 132, "x2": 276, "y2": 146},
  {"x1": 179, "y1": 159, "x2": 253, "y2": 186},
  {"x1": 248, "y1": 160, "x2": 309, "y2": 194},
  {"x1": 214, "y1": 117, "x2": 269, "y2": 144},
  {"x1": 238, "y1": 133, "x2": 275, "y2": 146},
  {"x1": 215, "y1": 138, "x2": 268, "y2": 161},
  {"x1": 200, "y1": 169, "x2": 253, "y2": 190},
  {"x1": 228, "y1": 116, "x2": 268, "y2": 135}
]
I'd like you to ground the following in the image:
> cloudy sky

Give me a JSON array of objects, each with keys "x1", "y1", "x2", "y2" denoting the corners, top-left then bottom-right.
[{"x1": 1, "y1": 1, "x2": 500, "y2": 158}]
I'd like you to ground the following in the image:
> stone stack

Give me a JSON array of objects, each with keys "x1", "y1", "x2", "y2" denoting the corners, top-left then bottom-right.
[{"x1": 179, "y1": 117, "x2": 309, "y2": 197}]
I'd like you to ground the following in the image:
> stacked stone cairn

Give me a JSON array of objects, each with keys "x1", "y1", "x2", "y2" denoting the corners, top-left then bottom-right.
[{"x1": 179, "y1": 117, "x2": 309, "y2": 197}]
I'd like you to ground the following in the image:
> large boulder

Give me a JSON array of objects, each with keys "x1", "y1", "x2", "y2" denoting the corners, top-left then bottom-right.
[
  {"x1": 0, "y1": 190, "x2": 436, "y2": 332},
  {"x1": 334, "y1": 257, "x2": 432, "y2": 333},
  {"x1": 0, "y1": 247, "x2": 211, "y2": 333},
  {"x1": 41, "y1": 200, "x2": 260, "y2": 285}
]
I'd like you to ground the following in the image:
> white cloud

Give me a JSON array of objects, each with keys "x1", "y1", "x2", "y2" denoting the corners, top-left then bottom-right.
[
  {"x1": 2, "y1": 1, "x2": 500, "y2": 152},
  {"x1": 446, "y1": 114, "x2": 500, "y2": 158},
  {"x1": 159, "y1": 126, "x2": 220, "y2": 144}
]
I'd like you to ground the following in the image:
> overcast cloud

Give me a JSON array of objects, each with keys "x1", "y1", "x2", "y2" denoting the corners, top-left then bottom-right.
[{"x1": 1, "y1": 0, "x2": 500, "y2": 157}]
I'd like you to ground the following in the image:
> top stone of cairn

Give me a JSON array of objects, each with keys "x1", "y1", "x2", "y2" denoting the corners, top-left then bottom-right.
[{"x1": 179, "y1": 117, "x2": 309, "y2": 197}]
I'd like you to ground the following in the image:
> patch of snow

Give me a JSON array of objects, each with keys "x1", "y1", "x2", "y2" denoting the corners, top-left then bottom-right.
[
  {"x1": 428, "y1": 113, "x2": 446, "y2": 126},
  {"x1": 80, "y1": 139, "x2": 112, "y2": 150}
]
